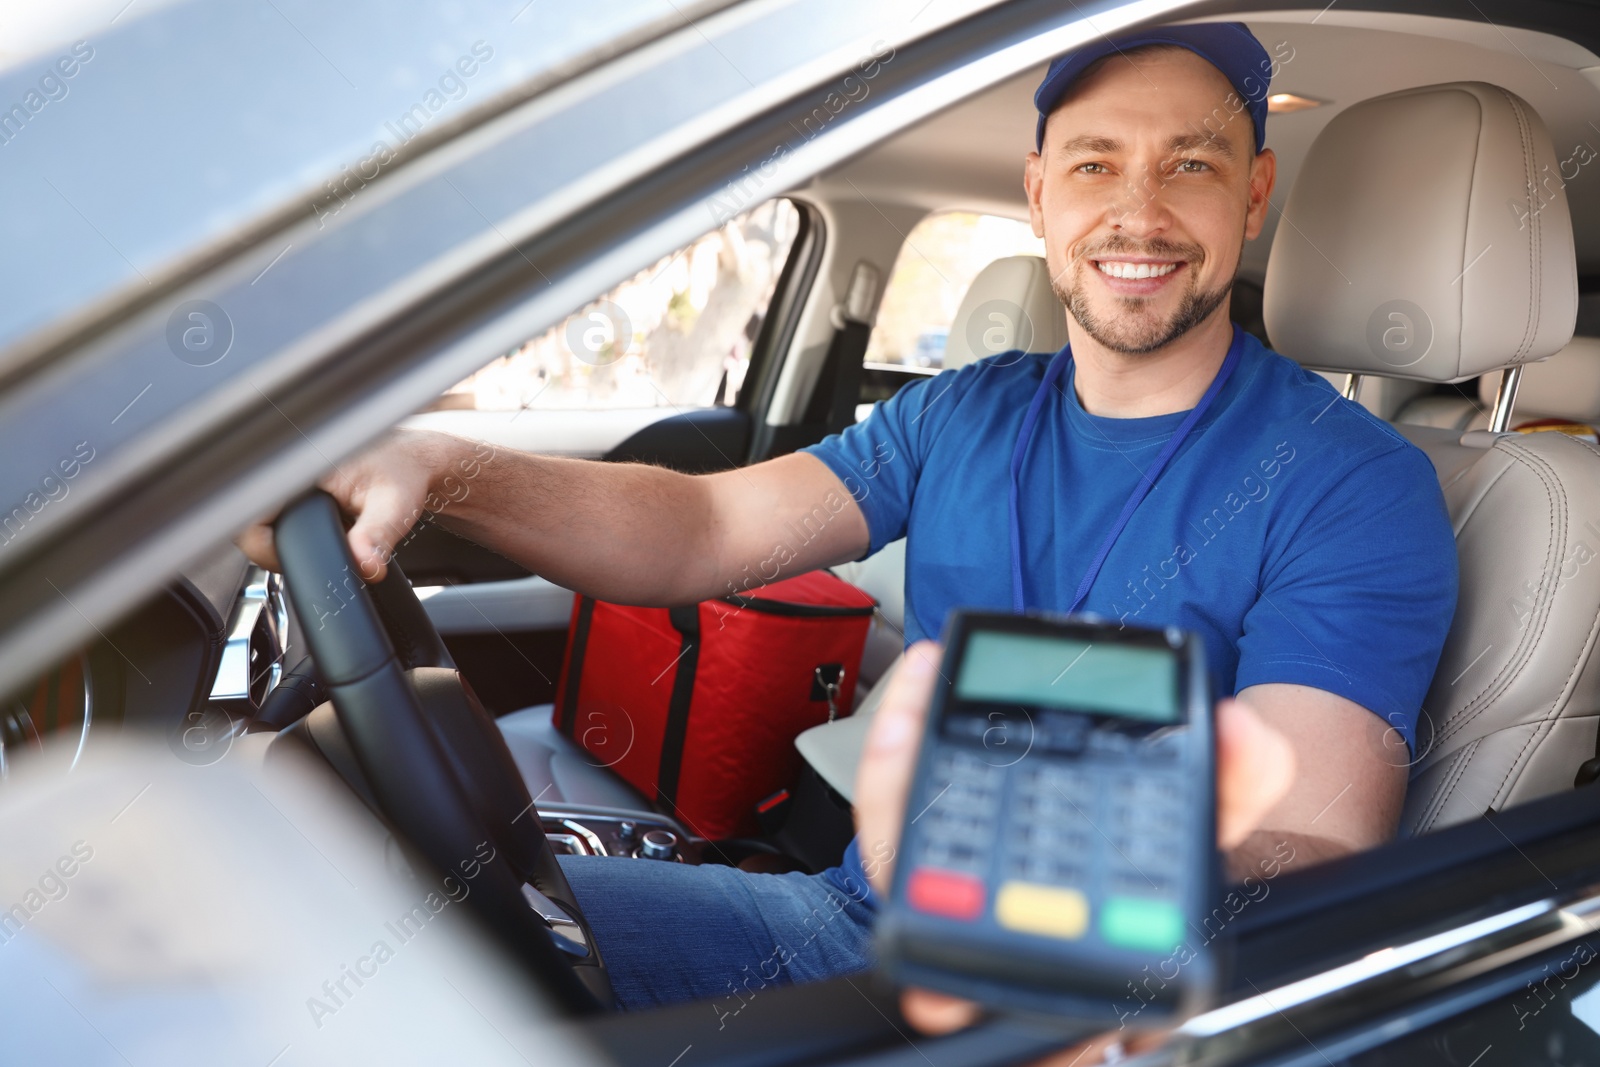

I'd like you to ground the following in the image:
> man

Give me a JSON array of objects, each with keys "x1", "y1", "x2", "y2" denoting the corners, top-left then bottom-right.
[{"x1": 242, "y1": 23, "x2": 1456, "y2": 1014}]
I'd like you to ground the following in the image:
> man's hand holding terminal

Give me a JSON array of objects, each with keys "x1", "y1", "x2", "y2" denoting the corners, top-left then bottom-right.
[{"x1": 854, "y1": 641, "x2": 1297, "y2": 1049}]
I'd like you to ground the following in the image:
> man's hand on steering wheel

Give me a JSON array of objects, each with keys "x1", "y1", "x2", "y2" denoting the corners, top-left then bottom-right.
[
  {"x1": 855, "y1": 641, "x2": 1297, "y2": 1060},
  {"x1": 268, "y1": 489, "x2": 615, "y2": 1013},
  {"x1": 238, "y1": 429, "x2": 457, "y2": 582}
]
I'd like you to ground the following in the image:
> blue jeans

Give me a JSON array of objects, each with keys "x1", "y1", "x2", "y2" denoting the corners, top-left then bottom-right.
[{"x1": 558, "y1": 853, "x2": 877, "y2": 1011}]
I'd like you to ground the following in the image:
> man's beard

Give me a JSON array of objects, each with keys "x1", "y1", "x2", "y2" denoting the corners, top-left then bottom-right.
[{"x1": 1052, "y1": 239, "x2": 1233, "y2": 356}]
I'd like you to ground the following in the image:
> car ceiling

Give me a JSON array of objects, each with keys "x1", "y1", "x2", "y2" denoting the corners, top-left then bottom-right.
[{"x1": 811, "y1": 10, "x2": 1600, "y2": 280}]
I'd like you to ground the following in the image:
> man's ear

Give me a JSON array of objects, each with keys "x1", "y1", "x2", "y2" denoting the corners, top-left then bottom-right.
[
  {"x1": 1024, "y1": 150, "x2": 1046, "y2": 238},
  {"x1": 1243, "y1": 147, "x2": 1277, "y2": 241}
]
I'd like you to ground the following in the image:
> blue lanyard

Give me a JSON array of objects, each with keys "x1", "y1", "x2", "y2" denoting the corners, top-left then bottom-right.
[{"x1": 1008, "y1": 327, "x2": 1245, "y2": 615}]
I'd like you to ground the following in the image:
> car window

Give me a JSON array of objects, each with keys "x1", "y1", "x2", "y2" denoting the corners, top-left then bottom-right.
[
  {"x1": 1336, "y1": 937, "x2": 1600, "y2": 1066},
  {"x1": 441, "y1": 199, "x2": 800, "y2": 411},
  {"x1": 864, "y1": 211, "x2": 1045, "y2": 370}
]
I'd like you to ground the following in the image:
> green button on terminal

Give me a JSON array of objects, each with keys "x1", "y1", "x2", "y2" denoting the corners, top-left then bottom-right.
[{"x1": 1099, "y1": 896, "x2": 1184, "y2": 952}]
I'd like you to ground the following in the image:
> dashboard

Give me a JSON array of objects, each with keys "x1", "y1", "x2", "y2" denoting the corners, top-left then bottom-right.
[
  {"x1": 0, "y1": 542, "x2": 259, "y2": 780},
  {"x1": 1, "y1": 653, "x2": 92, "y2": 776}
]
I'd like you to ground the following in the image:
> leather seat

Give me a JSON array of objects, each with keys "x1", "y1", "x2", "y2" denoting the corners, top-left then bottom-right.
[
  {"x1": 497, "y1": 704, "x2": 652, "y2": 810},
  {"x1": 1394, "y1": 335, "x2": 1600, "y2": 435},
  {"x1": 937, "y1": 254, "x2": 1073, "y2": 369},
  {"x1": 1472, "y1": 336, "x2": 1600, "y2": 438},
  {"x1": 1261, "y1": 81, "x2": 1599, "y2": 834}
]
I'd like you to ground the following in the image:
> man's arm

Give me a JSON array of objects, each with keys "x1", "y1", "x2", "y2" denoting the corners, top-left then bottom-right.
[
  {"x1": 1225, "y1": 683, "x2": 1408, "y2": 881},
  {"x1": 1219, "y1": 440, "x2": 1453, "y2": 879},
  {"x1": 237, "y1": 428, "x2": 870, "y2": 605}
]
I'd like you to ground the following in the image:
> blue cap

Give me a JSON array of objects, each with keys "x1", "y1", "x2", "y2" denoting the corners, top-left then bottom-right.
[{"x1": 1034, "y1": 23, "x2": 1272, "y2": 154}]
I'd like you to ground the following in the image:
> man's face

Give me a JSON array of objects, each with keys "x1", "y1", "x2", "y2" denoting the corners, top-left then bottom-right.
[{"x1": 1024, "y1": 47, "x2": 1276, "y2": 355}]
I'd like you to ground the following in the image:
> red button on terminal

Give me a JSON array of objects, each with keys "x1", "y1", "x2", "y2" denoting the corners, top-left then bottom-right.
[{"x1": 907, "y1": 868, "x2": 986, "y2": 921}]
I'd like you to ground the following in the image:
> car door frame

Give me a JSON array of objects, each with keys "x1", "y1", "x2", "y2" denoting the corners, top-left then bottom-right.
[
  {"x1": 5, "y1": 0, "x2": 1600, "y2": 1062},
  {"x1": 5, "y1": 0, "x2": 1228, "y2": 691}
]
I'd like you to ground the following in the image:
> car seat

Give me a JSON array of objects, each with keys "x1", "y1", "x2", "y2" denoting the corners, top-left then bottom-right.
[
  {"x1": 1394, "y1": 335, "x2": 1600, "y2": 436},
  {"x1": 1261, "y1": 82, "x2": 1599, "y2": 834}
]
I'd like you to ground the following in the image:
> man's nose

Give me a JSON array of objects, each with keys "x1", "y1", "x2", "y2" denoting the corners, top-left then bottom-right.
[{"x1": 1107, "y1": 166, "x2": 1172, "y2": 238}]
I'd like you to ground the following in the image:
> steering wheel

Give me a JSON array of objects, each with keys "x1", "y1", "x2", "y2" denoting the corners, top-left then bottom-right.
[{"x1": 273, "y1": 490, "x2": 613, "y2": 1013}]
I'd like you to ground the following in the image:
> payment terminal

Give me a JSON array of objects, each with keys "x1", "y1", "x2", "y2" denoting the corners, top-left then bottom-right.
[{"x1": 877, "y1": 610, "x2": 1219, "y2": 1025}]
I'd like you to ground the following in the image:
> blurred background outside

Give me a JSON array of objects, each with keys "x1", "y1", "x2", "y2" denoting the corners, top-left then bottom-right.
[{"x1": 442, "y1": 206, "x2": 1045, "y2": 412}]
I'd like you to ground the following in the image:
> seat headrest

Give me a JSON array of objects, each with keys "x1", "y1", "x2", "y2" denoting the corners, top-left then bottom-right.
[
  {"x1": 1479, "y1": 336, "x2": 1600, "y2": 424},
  {"x1": 943, "y1": 255, "x2": 1071, "y2": 370},
  {"x1": 1263, "y1": 82, "x2": 1577, "y2": 383}
]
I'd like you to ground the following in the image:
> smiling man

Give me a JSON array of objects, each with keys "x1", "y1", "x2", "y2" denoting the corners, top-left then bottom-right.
[
  {"x1": 806, "y1": 24, "x2": 1456, "y2": 883},
  {"x1": 244, "y1": 22, "x2": 1456, "y2": 1013}
]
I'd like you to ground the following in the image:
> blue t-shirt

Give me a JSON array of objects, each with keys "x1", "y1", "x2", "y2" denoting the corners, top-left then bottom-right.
[
  {"x1": 809, "y1": 328, "x2": 1457, "y2": 905},
  {"x1": 804, "y1": 327, "x2": 1457, "y2": 746}
]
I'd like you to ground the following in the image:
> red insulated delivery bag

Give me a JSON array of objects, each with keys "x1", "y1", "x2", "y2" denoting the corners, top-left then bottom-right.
[{"x1": 552, "y1": 570, "x2": 877, "y2": 839}]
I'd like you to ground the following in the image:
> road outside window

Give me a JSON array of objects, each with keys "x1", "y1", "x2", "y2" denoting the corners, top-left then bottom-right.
[{"x1": 441, "y1": 199, "x2": 800, "y2": 412}]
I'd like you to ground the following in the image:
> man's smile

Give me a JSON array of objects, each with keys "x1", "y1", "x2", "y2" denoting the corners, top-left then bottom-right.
[
  {"x1": 1055, "y1": 237, "x2": 1224, "y2": 354},
  {"x1": 1091, "y1": 256, "x2": 1187, "y2": 295}
]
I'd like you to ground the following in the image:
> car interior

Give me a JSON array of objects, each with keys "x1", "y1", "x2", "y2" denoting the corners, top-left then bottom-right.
[
  {"x1": 394, "y1": 9, "x2": 1600, "y2": 845},
  {"x1": 7, "y1": 3, "x2": 1600, "y2": 1063}
]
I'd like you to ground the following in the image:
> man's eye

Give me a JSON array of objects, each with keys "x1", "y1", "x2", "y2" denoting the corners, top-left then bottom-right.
[
  {"x1": 1175, "y1": 159, "x2": 1211, "y2": 173},
  {"x1": 1076, "y1": 162, "x2": 1109, "y2": 175}
]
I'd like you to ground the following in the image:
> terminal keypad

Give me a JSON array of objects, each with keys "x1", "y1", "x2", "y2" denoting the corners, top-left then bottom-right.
[{"x1": 907, "y1": 723, "x2": 1189, "y2": 951}]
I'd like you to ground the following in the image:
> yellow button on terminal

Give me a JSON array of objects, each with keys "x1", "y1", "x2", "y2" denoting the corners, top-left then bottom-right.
[{"x1": 994, "y1": 882, "x2": 1089, "y2": 939}]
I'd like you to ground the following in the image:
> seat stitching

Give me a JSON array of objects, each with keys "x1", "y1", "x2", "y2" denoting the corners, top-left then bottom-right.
[
  {"x1": 1435, "y1": 438, "x2": 1563, "y2": 747},
  {"x1": 1413, "y1": 734, "x2": 1474, "y2": 832},
  {"x1": 1436, "y1": 440, "x2": 1563, "y2": 746},
  {"x1": 1434, "y1": 438, "x2": 1559, "y2": 741},
  {"x1": 1437, "y1": 440, "x2": 1517, "y2": 541},
  {"x1": 1531, "y1": 552, "x2": 1600, "y2": 733},
  {"x1": 1495, "y1": 87, "x2": 1540, "y2": 362},
  {"x1": 1436, "y1": 742, "x2": 1477, "y2": 826},
  {"x1": 1549, "y1": 428, "x2": 1600, "y2": 461},
  {"x1": 1454, "y1": 90, "x2": 1481, "y2": 368},
  {"x1": 1489, "y1": 713, "x2": 1552, "y2": 810},
  {"x1": 1410, "y1": 746, "x2": 1457, "y2": 834},
  {"x1": 1439, "y1": 740, "x2": 1479, "y2": 830},
  {"x1": 1414, "y1": 741, "x2": 1474, "y2": 835},
  {"x1": 1445, "y1": 434, "x2": 1600, "y2": 811},
  {"x1": 1444, "y1": 444, "x2": 1600, "y2": 766}
]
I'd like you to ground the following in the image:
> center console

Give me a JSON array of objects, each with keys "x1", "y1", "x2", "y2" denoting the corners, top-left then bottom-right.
[{"x1": 537, "y1": 805, "x2": 708, "y2": 863}]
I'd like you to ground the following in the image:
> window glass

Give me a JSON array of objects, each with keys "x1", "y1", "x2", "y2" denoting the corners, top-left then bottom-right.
[
  {"x1": 441, "y1": 199, "x2": 800, "y2": 411},
  {"x1": 864, "y1": 211, "x2": 1045, "y2": 369},
  {"x1": 1337, "y1": 936, "x2": 1600, "y2": 1065}
]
